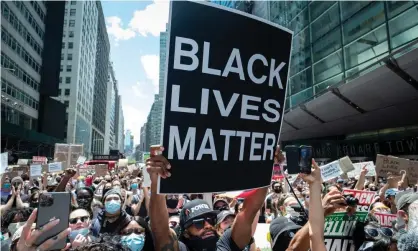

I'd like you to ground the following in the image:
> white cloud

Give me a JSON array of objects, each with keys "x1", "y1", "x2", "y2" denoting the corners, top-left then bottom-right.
[
  {"x1": 140, "y1": 55, "x2": 159, "y2": 93},
  {"x1": 106, "y1": 16, "x2": 136, "y2": 42},
  {"x1": 129, "y1": 0, "x2": 170, "y2": 37},
  {"x1": 122, "y1": 105, "x2": 148, "y2": 145}
]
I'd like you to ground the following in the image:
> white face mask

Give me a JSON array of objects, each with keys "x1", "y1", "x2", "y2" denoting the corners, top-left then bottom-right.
[{"x1": 285, "y1": 206, "x2": 300, "y2": 217}]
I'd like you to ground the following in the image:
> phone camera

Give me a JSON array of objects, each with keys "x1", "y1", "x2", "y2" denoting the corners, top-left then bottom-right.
[
  {"x1": 39, "y1": 193, "x2": 54, "y2": 207},
  {"x1": 344, "y1": 194, "x2": 359, "y2": 207}
]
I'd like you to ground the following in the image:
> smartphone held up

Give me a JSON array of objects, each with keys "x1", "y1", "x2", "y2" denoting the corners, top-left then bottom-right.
[{"x1": 284, "y1": 145, "x2": 313, "y2": 175}]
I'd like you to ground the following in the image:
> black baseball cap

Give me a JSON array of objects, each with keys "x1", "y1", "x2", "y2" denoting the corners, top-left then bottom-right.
[
  {"x1": 180, "y1": 199, "x2": 218, "y2": 229},
  {"x1": 270, "y1": 217, "x2": 302, "y2": 250}
]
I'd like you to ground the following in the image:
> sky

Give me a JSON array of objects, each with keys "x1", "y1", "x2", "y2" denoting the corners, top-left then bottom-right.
[{"x1": 102, "y1": 0, "x2": 170, "y2": 145}]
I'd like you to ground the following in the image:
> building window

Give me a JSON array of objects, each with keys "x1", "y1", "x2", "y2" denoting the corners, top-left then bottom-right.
[
  {"x1": 58, "y1": 89, "x2": 62, "y2": 95},
  {"x1": 61, "y1": 53, "x2": 64, "y2": 60},
  {"x1": 59, "y1": 77, "x2": 62, "y2": 83},
  {"x1": 69, "y1": 20, "x2": 75, "y2": 27},
  {"x1": 65, "y1": 77, "x2": 71, "y2": 84},
  {"x1": 67, "y1": 54, "x2": 73, "y2": 60},
  {"x1": 68, "y1": 42, "x2": 73, "y2": 49},
  {"x1": 70, "y1": 9, "x2": 76, "y2": 16},
  {"x1": 65, "y1": 89, "x2": 70, "y2": 96},
  {"x1": 65, "y1": 9, "x2": 68, "y2": 15},
  {"x1": 69, "y1": 31, "x2": 74, "y2": 37},
  {"x1": 60, "y1": 65, "x2": 63, "y2": 72},
  {"x1": 62, "y1": 42, "x2": 65, "y2": 48},
  {"x1": 66, "y1": 65, "x2": 72, "y2": 72},
  {"x1": 71, "y1": 0, "x2": 76, "y2": 5},
  {"x1": 64, "y1": 101, "x2": 69, "y2": 107}
]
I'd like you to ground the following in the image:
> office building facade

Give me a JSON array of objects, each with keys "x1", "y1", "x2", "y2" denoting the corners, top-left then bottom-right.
[
  {"x1": 1, "y1": 1, "x2": 66, "y2": 160},
  {"x1": 115, "y1": 94, "x2": 124, "y2": 153},
  {"x1": 91, "y1": 1, "x2": 109, "y2": 155},
  {"x1": 104, "y1": 62, "x2": 117, "y2": 153},
  {"x1": 213, "y1": 1, "x2": 418, "y2": 161},
  {"x1": 55, "y1": 0, "x2": 101, "y2": 157}
]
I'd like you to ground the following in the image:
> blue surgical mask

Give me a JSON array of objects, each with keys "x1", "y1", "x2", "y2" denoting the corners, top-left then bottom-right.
[
  {"x1": 105, "y1": 200, "x2": 121, "y2": 214},
  {"x1": 69, "y1": 228, "x2": 89, "y2": 242},
  {"x1": 121, "y1": 233, "x2": 145, "y2": 251},
  {"x1": 131, "y1": 183, "x2": 138, "y2": 190}
]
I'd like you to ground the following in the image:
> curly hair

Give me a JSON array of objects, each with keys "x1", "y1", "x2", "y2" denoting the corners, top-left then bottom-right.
[
  {"x1": 69, "y1": 233, "x2": 130, "y2": 251},
  {"x1": 1, "y1": 208, "x2": 34, "y2": 233}
]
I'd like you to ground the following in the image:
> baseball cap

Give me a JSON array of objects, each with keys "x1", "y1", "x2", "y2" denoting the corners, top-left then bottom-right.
[
  {"x1": 269, "y1": 217, "x2": 301, "y2": 250},
  {"x1": 216, "y1": 210, "x2": 235, "y2": 225},
  {"x1": 396, "y1": 192, "x2": 418, "y2": 210},
  {"x1": 180, "y1": 199, "x2": 218, "y2": 229},
  {"x1": 337, "y1": 179, "x2": 344, "y2": 183},
  {"x1": 385, "y1": 188, "x2": 398, "y2": 198}
]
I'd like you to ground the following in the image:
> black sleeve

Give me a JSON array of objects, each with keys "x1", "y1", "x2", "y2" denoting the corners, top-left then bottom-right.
[{"x1": 216, "y1": 228, "x2": 253, "y2": 251}]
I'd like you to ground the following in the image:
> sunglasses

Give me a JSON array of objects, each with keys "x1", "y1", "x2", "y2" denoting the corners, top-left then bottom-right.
[
  {"x1": 121, "y1": 228, "x2": 143, "y2": 235},
  {"x1": 365, "y1": 227, "x2": 393, "y2": 240},
  {"x1": 69, "y1": 216, "x2": 90, "y2": 224},
  {"x1": 191, "y1": 216, "x2": 216, "y2": 229}
]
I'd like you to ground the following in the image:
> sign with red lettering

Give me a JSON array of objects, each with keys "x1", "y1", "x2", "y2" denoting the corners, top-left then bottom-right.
[
  {"x1": 374, "y1": 212, "x2": 396, "y2": 228},
  {"x1": 159, "y1": 0, "x2": 292, "y2": 193},
  {"x1": 343, "y1": 189, "x2": 376, "y2": 212},
  {"x1": 32, "y1": 156, "x2": 47, "y2": 164}
]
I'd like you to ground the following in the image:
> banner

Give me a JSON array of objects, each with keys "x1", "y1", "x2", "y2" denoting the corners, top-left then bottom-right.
[
  {"x1": 159, "y1": 0, "x2": 292, "y2": 193},
  {"x1": 343, "y1": 189, "x2": 376, "y2": 212},
  {"x1": 374, "y1": 212, "x2": 396, "y2": 228},
  {"x1": 48, "y1": 162, "x2": 63, "y2": 173},
  {"x1": 347, "y1": 161, "x2": 376, "y2": 178},
  {"x1": 30, "y1": 165, "x2": 42, "y2": 177}
]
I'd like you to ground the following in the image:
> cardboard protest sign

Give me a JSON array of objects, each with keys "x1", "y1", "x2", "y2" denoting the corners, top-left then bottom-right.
[
  {"x1": 374, "y1": 212, "x2": 396, "y2": 228},
  {"x1": 375, "y1": 154, "x2": 408, "y2": 177},
  {"x1": 77, "y1": 156, "x2": 87, "y2": 165},
  {"x1": 118, "y1": 159, "x2": 128, "y2": 168},
  {"x1": 408, "y1": 160, "x2": 418, "y2": 185},
  {"x1": 142, "y1": 166, "x2": 151, "y2": 187},
  {"x1": 95, "y1": 164, "x2": 108, "y2": 177},
  {"x1": 348, "y1": 161, "x2": 376, "y2": 178},
  {"x1": 17, "y1": 159, "x2": 29, "y2": 165},
  {"x1": 339, "y1": 156, "x2": 355, "y2": 173},
  {"x1": 320, "y1": 161, "x2": 343, "y2": 182},
  {"x1": 54, "y1": 143, "x2": 84, "y2": 169},
  {"x1": 159, "y1": 1, "x2": 292, "y2": 193},
  {"x1": 12, "y1": 166, "x2": 28, "y2": 176}
]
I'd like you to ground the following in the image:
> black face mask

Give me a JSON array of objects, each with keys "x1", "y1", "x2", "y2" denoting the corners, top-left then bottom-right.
[
  {"x1": 30, "y1": 202, "x2": 39, "y2": 208},
  {"x1": 93, "y1": 181, "x2": 100, "y2": 185},
  {"x1": 274, "y1": 188, "x2": 282, "y2": 193},
  {"x1": 77, "y1": 198, "x2": 92, "y2": 209},
  {"x1": 185, "y1": 233, "x2": 218, "y2": 251},
  {"x1": 166, "y1": 199, "x2": 179, "y2": 209}
]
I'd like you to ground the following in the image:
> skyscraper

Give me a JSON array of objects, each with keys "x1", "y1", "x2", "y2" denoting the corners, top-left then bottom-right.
[
  {"x1": 212, "y1": 1, "x2": 418, "y2": 161},
  {"x1": 115, "y1": 94, "x2": 125, "y2": 153},
  {"x1": 1, "y1": 1, "x2": 67, "y2": 160},
  {"x1": 91, "y1": 1, "x2": 110, "y2": 155},
  {"x1": 104, "y1": 62, "x2": 117, "y2": 153},
  {"x1": 124, "y1": 129, "x2": 133, "y2": 155},
  {"x1": 57, "y1": 0, "x2": 101, "y2": 157}
]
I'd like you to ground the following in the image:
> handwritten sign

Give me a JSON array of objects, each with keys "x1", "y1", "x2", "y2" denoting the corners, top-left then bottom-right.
[
  {"x1": 48, "y1": 162, "x2": 63, "y2": 173},
  {"x1": 408, "y1": 161, "x2": 418, "y2": 185},
  {"x1": 339, "y1": 156, "x2": 355, "y2": 173},
  {"x1": 374, "y1": 212, "x2": 396, "y2": 228},
  {"x1": 1, "y1": 152, "x2": 8, "y2": 174},
  {"x1": 30, "y1": 164, "x2": 42, "y2": 177},
  {"x1": 77, "y1": 156, "x2": 87, "y2": 165},
  {"x1": 95, "y1": 164, "x2": 108, "y2": 177},
  {"x1": 320, "y1": 161, "x2": 343, "y2": 182},
  {"x1": 375, "y1": 154, "x2": 408, "y2": 177},
  {"x1": 348, "y1": 161, "x2": 376, "y2": 178}
]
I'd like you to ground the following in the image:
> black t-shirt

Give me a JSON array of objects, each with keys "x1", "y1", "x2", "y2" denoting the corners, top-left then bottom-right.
[{"x1": 217, "y1": 228, "x2": 252, "y2": 251}]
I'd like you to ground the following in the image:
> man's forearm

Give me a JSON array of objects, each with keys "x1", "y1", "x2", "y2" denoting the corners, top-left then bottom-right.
[
  {"x1": 286, "y1": 223, "x2": 310, "y2": 251},
  {"x1": 232, "y1": 187, "x2": 268, "y2": 249},
  {"x1": 150, "y1": 181, "x2": 178, "y2": 251}
]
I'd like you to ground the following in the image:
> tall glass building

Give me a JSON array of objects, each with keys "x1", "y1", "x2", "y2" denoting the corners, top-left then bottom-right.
[{"x1": 211, "y1": 1, "x2": 418, "y2": 161}]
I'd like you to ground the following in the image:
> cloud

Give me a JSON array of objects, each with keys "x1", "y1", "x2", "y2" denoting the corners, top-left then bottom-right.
[
  {"x1": 140, "y1": 55, "x2": 159, "y2": 93},
  {"x1": 106, "y1": 16, "x2": 136, "y2": 43},
  {"x1": 122, "y1": 105, "x2": 147, "y2": 145},
  {"x1": 129, "y1": 0, "x2": 170, "y2": 37}
]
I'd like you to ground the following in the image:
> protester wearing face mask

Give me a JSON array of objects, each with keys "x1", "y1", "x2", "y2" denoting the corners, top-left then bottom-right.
[
  {"x1": 74, "y1": 187, "x2": 94, "y2": 216},
  {"x1": 395, "y1": 193, "x2": 418, "y2": 232},
  {"x1": 166, "y1": 195, "x2": 180, "y2": 217},
  {"x1": 119, "y1": 218, "x2": 155, "y2": 251},
  {"x1": 91, "y1": 188, "x2": 131, "y2": 236},
  {"x1": 69, "y1": 209, "x2": 93, "y2": 248}
]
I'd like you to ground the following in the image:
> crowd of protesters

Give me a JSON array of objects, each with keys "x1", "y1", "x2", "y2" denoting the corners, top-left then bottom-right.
[{"x1": 1, "y1": 145, "x2": 418, "y2": 251}]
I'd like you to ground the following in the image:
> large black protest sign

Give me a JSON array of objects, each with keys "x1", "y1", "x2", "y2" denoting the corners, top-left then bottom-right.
[{"x1": 159, "y1": 0, "x2": 293, "y2": 193}]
